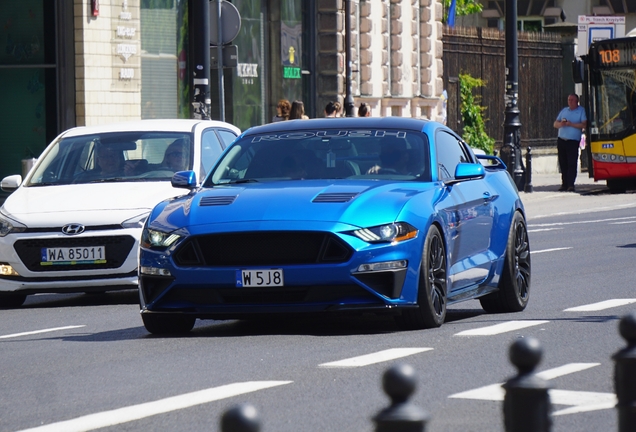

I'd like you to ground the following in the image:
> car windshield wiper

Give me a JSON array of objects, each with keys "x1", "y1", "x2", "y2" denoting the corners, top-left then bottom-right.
[{"x1": 225, "y1": 178, "x2": 259, "y2": 184}]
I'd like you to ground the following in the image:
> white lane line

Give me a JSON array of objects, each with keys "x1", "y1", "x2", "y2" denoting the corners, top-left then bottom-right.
[
  {"x1": 610, "y1": 221, "x2": 636, "y2": 225},
  {"x1": 564, "y1": 299, "x2": 636, "y2": 312},
  {"x1": 17, "y1": 381, "x2": 292, "y2": 432},
  {"x1": 528, "y1": 228, "x2": 563, "y2": 233},
  {"x1": 318, "y1": 348, "x2": 433, "y2": 368},
  {"x1": 529, "y1": 215, "x2": 636, "y2": 227},
  {"x1": 448, "y1": 363, "x2": 615, "y2": 415},
  {"x1": 0, "y1": 325, "x2": 86, "y2": 340},
  {"x1": 531, "y1": 247, "x2": 572, "y2": 254},
  {"x1": 449, "y1": 363, "x2": 600, "y2": 401},
  {"x1": 454, "y1": 320, "x2": 549, "y2": 336}
]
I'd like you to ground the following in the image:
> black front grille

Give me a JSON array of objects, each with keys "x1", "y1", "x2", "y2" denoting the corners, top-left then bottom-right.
[
  {"x1": 14, "y1": 235, "x2": 136, "y2": 272},
  {"x1": 156, "y1": 284, "x2": 378, "y2": 307},
  {"x1": 174, "y1": 231, "x2": 353, "y2": 267}
]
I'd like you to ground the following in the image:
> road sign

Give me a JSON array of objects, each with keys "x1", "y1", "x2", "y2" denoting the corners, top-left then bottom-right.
[
  {"x1": 209, "y1": 0, "x2": 241, "y2": 46},
  {"x1": 210, "y1": 45, "x2": 238, "y2": 69}
]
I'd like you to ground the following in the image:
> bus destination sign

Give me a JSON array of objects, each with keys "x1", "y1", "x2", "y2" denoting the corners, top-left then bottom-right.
[{"x1": 591, "y1": 39, "x2": 636, "y2": 68}]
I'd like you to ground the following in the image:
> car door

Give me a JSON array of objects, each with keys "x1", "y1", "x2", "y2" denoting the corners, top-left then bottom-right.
[{"x1": 434, "y1": 130, "x2": 495, "y2": 290}]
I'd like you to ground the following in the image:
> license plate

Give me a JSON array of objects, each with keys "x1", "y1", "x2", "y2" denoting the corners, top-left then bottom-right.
[
  {"x1": 41, "y1": 246, "x2": 107, "y2": 265},
  {"x1": 237, "y1": 269, "x2": 284, "y2": 287}
]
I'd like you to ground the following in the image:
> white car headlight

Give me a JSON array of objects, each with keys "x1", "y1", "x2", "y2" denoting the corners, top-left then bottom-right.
[
  {"x1": 122, "y1": 212, "x2": 150, "y2": 229},
  {"x1": 0, "y1": 213, "x2": 26, "y2": 237},
  {"x1": 351, "y1": 222, "x2": 418, "y2": 243},
  {"x1": 141, "y1": 228, "x2": 181, "y2": 249}
]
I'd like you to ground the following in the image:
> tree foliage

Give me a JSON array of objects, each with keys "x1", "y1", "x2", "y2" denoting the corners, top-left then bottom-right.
[
  {"x1": 442, "y1": 0, "x2": 483, "y2": 24},
  {"x1": 459, "y1": 73, "x2": 495, "y2": 155}
]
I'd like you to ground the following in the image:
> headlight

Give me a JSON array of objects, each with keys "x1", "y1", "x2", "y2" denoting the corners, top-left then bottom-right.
[
  {"x1": 122, "y1": 212, "x2": 150, "y2": 229},
  {"x1": 351, "y1": 222, "x2": 418, "y2": 243},
  {"x1": 140, "y1": 228, "x2": 181, "y2": 249},
  {"x1": 0, "y1": 214, "x2": 26, "y2": 237}
]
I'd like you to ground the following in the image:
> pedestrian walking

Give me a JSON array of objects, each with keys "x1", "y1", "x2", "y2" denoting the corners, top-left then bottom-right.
[
  {"x1": 272, "y1": 99, "x2": 291, "y2": 122},
  {"x1": 553, "y1": 94, "x2": 587, "y2": 192},
  {"x1": 289, "y1": 100, "x2": 309, "y2": 120},
  {"x1": 358, "y1": 102, "x2": 371, "y2": 117},
  {"x1": 324, "y1": 101, "x2": 338, "y2": 118}
]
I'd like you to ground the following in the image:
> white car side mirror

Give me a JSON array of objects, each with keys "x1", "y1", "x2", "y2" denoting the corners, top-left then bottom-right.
[{"x1": 1, "y1": 175, "x2": 22, "y2": 192}]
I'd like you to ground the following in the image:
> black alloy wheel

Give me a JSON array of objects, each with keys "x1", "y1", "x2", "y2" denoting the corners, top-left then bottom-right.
[
  {"x1": 396, "y1": 224, "x2": 447, "y2": 330},
  {"x1": 480, "y1": 211, "x2": 530, "y2": 313}
]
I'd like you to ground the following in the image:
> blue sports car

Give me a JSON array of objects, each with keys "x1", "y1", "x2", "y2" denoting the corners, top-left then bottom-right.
[{"x1": 138, "y1": 117, "x2": 530, "y2": 334}]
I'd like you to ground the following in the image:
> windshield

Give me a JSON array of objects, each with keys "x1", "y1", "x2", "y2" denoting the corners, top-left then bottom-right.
[
  {"x1": 28, "y1": 131, "x2": 193, "y2": 186},
  {"x1": 590, "y1": 68, "x2": 636, "y2": 138},
  {"x1": 206, "y1": 128, "x2": 430, "y2": 186}
]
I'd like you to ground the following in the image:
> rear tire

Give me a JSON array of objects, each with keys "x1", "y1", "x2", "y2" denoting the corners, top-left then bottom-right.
[
  {"x1": 607, "y1": 179, "x2": 628, "y2": 194},
  {"x1": 396, "y1": 225, "x2": 447, "y2": 330},
  {"x1": 479, "y1": 211, "x2": 530, "y2": 313},
  {"x1": 141, "y1": 314, "x2": 196, "y2": 335},
  {"x1": 0, "y1": 293, "x2": 27, "y2": 308}
]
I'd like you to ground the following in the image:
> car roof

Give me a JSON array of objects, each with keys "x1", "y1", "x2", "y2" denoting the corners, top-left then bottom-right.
[
  {"x1": 60, "y1": 119, "x2": 240, "y2": 138},
  {"x1": 241, "y1": 117, "x2": 433, "y2": 136}
]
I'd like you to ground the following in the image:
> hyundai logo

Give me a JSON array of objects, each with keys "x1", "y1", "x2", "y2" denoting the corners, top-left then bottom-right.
[{"x1": 61, "y1": 223, "x2": 86, "y2": 235}]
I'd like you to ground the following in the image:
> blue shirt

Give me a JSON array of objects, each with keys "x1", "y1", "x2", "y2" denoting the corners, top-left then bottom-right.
[{"x1": 556, "y1": 106, "x2": 586, "y2": 141}]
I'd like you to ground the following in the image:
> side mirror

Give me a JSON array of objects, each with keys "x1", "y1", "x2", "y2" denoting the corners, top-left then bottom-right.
[
  {"x1": 448, "y1": 163, "x2": 485, "y2": 184},
  {"x1": 1, "y1": 175, "x2": 22, "y2": 192},
  {"x1": 572, "y1": 59, "x2": 584, "y2": 84},
  {"x1": 171, "y1": 170, "x2": 197, "y2": 189}
]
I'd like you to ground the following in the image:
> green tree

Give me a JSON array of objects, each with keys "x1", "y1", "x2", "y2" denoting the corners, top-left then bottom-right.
[
  {"x1": 442, "y1": 0, "x2": 483, "y2": 24},
  {"x1": 459, "y1": 73, "x2": 495, "y2": 154}
]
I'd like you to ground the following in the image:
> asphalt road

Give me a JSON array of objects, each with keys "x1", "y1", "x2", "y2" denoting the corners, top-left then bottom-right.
[{"x1": 1, "y1": 175, "x2": 635, "y2": 432}]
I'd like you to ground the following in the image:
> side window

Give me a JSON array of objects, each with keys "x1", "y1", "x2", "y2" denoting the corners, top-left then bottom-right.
[
  {"x1": 217, "y1": 129, "x2": 238, "y2": 147},
  {"x1": 200, "y1": 129, "x2": 225, "y2": 175},
  {"x1": 435, "y1": 131, "x2": 469, "y2": 180}
]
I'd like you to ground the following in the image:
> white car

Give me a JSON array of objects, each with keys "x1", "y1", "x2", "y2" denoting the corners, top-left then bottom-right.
[{"x1": 0, "y1": 119, "x2": 240, "y2": 307}]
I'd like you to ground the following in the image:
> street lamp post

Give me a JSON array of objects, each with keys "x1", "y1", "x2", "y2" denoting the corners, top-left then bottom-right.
[
  {"x1": 344, "y1": 0, "x2": 355, "y2": 117},
  {"x1": 503, "y1": 0, "x2": 524, "y2": 190}
]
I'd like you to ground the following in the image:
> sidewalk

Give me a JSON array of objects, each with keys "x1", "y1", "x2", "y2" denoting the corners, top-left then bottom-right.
[{"x1": 520, "y1": 171, "x2": 606, "y2": 196}]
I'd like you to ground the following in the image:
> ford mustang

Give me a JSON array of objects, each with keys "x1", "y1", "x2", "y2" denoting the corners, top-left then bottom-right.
[
  {"x1": 138, "y1": 117, "x2": 530, "y2": 333},
  {"x1": 0, "y1": 119, "x2": 240, "y2": 307}
]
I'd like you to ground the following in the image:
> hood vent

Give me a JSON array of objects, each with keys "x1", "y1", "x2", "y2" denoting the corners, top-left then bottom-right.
[
  {"x1": 200, "y1": 196, "x2": 237, "y2": 206},
  {"x1": 312, "y1": 192, "x2": 359, "y2": 203}
]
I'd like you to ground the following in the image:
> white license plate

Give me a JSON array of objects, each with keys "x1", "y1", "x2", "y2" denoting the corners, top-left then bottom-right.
[
  {"x1": 41, "y1": 246, "x2": 107, "y2": 265},
  {"x1": 237, "y1": 269, "x2": 284, "y2": 287}
]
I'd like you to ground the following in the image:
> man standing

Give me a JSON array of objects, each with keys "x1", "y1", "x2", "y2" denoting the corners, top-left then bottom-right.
[{"x1": 554, "y1": 94, "x2": 587, "y2": 192}]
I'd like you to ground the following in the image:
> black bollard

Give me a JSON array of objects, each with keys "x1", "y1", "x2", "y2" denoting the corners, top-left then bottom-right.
[
  {"x1": 373, "y1": 363, "x2": 429, "y2": 432},
  {"x1": 613, "y1": 312, "x2": 636, "y2": 432},
  {"x1": 502, "y1": 337, "x2": 552, "y2": 432},
  {"x1": 524, "y1": 146, "x2": 533, "y2": 193},
  {"x1": 220, "y1": 403, "x2": 260, "y2": 432}
]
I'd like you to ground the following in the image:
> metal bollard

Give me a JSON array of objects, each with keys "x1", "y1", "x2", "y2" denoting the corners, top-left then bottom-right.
[
  {"x1": 220, "y1": 403, "x2": 260, "y2": 432},
  {"x1": 524, "y1": 146, "x2": 533, "y2": 193},
  {"x1": 502, "y1": 337, "x2": 552, "y2": 432},
  {"x1": 613, "y1": 313, "x2": 636, "y2": 432},
  {"x1": 373, "y1": 363, "x2": 429, "y2": 432}
]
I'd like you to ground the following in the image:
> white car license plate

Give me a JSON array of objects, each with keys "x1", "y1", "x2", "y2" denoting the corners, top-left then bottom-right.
[
  {"x1": 237, "y1": 269, "x2": 284, "y2": 287},
  {"x1": 41, "y1": 246, "x2": 107, "y2": 265}
]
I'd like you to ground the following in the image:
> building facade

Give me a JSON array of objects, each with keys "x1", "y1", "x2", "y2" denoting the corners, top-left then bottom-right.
[{"x1": 0, "y1": 0, "x2": 444, "y2": 183}]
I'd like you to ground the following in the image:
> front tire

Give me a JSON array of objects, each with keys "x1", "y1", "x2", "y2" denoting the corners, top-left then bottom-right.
[
  {"x1": 142, "y1": 313, "x2": 196, "y2": 335},
  {"x1": 0, "y1": 293, "x2": 27, "y2": 308},
  {"x1": 396, "y1": 225, "x2": 447, "y2": 330},
  {"x1": 479, "y1": 211, "x2": 530, "y2": 313}
]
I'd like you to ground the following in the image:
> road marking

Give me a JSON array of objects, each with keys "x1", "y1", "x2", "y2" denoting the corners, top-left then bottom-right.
[
  {"x1": 530, "y1": 206, "x2": 636, "y2": 220},
  {"x1": 564, "y1": 299, "x2": 636, "y2": 312},
  {"x1": 318, "y1": 348, "x2": 433, "y2": 368},
  {"x1": 529, "y1": 215, "x2": 636, "y2": 227},
  {"x1": 17, "y1": 381, "x2": 292, "y2": 432},
  {"x1": 449, "y1": 363, "x2": 614, "y2": 416},
  {"x1": 454, "y1": 320, "x2": 549, "y2": 336},
  {"x1": 531, "y1": 247, "x2": 572, "y2": 254},
  {"x1": 610, "y1": 221, "x2": 636, "y2": 225},
  {"x1": 528, "y1": 228, "x2": 563, "y2": 233},
  {"x1": 0, "y1": 325, "x2": 86, "y2": 340}
]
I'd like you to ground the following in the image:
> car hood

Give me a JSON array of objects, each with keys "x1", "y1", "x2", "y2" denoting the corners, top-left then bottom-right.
[
  {"x1": 150, "y1": 180, "x2": 438, "y2": 232},
  {"x1": 2, "y1": 182, "x2": 185, "y2": 226}
]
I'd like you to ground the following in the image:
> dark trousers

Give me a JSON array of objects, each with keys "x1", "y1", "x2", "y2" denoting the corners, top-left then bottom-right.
[{"x1": 557, "y1": 138, "x2": 579, "y2": 187}]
